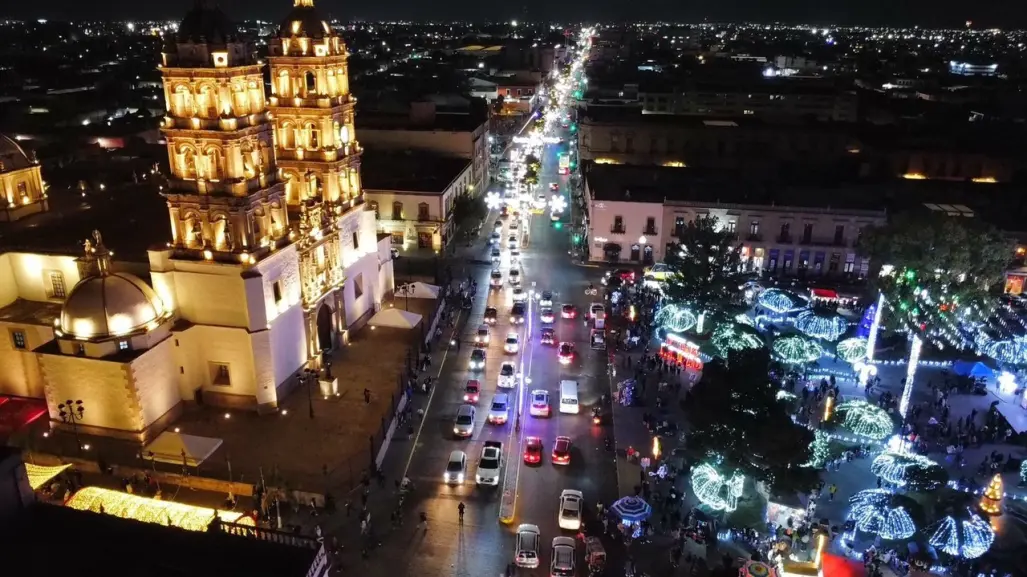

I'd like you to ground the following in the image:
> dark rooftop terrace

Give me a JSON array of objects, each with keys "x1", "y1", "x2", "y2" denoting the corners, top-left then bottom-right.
[{"x1": 361, "y1": 148, "x2": 471, "y2": 194}]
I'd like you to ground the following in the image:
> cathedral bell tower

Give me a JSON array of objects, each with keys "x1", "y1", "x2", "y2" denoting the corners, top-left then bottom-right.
[
  {"x1": 158, "y1": 0, "x2": 290, "y2": 264},
  {"x1": 268, "y1": 0, "x2": 362, "y2": 212}
]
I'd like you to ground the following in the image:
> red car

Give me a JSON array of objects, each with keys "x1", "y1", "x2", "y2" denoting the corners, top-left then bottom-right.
[
  {"x1": 541, "y1": 327, "x2": 555, "y2": 345},
  {"x1": 552, "y1": 436, "x2": 572, "y2": 465},
  {"x1": 524, "y1": 436, "x2": 543, "y2": 464},
  {"x1": 560, "y1": 304, "x2": 577, "y2": 319},
  {"x1": 558, "y1": 342, "x2": 575, "y2": 365},
  {"x1": 463, "y1": 380, "x2": 480, "y2": 404}
]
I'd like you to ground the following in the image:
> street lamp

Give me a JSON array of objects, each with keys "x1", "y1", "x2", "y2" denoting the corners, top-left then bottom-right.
[
  {"x1": 304, "y1": 368, "x2": 318, "y2": 419},
  {"x1": 58, "y1": 399, "x2": 85, "y2": 455}
]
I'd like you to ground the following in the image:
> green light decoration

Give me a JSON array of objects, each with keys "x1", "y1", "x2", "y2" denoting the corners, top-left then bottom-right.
[
  {"x1": 871, "y1": 452, "x2": 943, "y2": 488},
  {"x1": 802, "y1": 429, "x2": 832, "y2": 469},
  {"x1": 1021, "y1": 460, "x2": 1027, "y2": 484},
  {"x1": 691, "y1": 463, "x2": 745, "y2": 512},
  {"x1": 656, "y1": 304, "x2": 698, "y2": 333},
  {"x1": 836, "y1": 337, "x2": 869, "y2": 363},
  {"x1": 711, "y1": 323, "x2": 764, "y2": 358},
  {"x1": 771, "y1": 336, "x2": 823, "y2": 364},
  {"x1": 834, "y1": 400, "x2": 894, "y2": 440}
]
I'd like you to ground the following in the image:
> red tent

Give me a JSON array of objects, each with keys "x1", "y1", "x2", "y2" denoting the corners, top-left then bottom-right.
[{"x1": 820, "y1": 553, "x2": 865, "y2": 577}]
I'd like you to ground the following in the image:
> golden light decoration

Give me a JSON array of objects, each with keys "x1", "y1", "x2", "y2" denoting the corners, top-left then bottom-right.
[
  {"x1": 66, "y1": 486, "x2": 254, "y2": 532},
  {"x1": 979, "y1": 474, "x2": 1003, "y2": 515},
  {"x1": 25, "y1": 463, "x2": 72, "y2": 490}
]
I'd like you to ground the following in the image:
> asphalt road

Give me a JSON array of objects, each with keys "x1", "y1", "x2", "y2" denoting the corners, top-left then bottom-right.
[{"x1": 376, "y1": 125, "x2": 617, "y2": 577}]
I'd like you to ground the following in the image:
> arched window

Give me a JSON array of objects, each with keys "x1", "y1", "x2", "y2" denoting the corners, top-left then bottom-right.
[
  {"x1": 368, "y1": 201, "x2": 379, "y2": 219},
  {"x1": 278, "y1": 70, "x2": 290, "y2": 97},
  {"x1": 205, "y1": 147, "x2": 224, "y2": 180},
  {"x1": 173, "y1": 85, "x2": 193, "y2": 117},
  {"x1": 180, "y1": 148, "x2": 197, "y2": 179},
  {"x1": 304, "y1": 71, "x2": 316, "y2": 96},
  {"x1": 199, "y1": 85, "x2": 217, "y2": 118},
  {"x1": 305, "y1": 122, "x2": 319, "y2": 149},
  {"x1": 284, "y1": 173, "x2": 300, "y2": 204},
  {"x1": 392, "y1": 201, "x2": 404, "y2": 221},
  {"x1": 280, "y1": 122, "x2": 295, "y2": 149},
  {"x1": 417, "y1": 202, "x2": 430, "y2": 221}
]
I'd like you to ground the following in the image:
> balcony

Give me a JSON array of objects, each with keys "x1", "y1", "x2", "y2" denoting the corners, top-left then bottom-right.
[
  {"x1": 799, "y1": 236, "x2": 847, "y2": 247},
  {"x1": 611, "y1": 225, "x2": 626, "y2": 234},
  {"x1": 276, "y1": 143, "x2": 361, "y2": 163},
  {"x1": 776, "y1": 234, "x2": 793, "y2": 244},
  {"x1": 268, "y1": 93, "x2": 355, "y2": 110},
  {"x1": 746, "y1": 233, "x2": 763, "y2": 242},
  {"x1": 643, "y1": 226, "x2": 658, "y2": 236}
]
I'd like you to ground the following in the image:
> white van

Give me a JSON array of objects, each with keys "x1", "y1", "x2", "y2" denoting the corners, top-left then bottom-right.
[{"x1": 559, "y1": 380, "x2": 579, "y2": 414}]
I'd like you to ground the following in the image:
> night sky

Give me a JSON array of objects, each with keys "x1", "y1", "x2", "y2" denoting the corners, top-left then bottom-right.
[{"x1": 0, "y1": 0, "x2": 1023, "y2": 29}]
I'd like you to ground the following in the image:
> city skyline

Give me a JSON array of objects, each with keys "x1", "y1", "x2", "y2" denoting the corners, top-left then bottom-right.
[{"x1": 0, "y1": 0, "x2": 1024, "y2": 29}]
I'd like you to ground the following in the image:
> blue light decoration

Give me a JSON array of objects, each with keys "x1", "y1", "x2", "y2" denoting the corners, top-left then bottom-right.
[
  {"x1": 756, "y1": 288, "x2": 809, "y2": 315},
  {"x1": 983, "y1": 337, "x2": 1027, "y2": 366},
  {"x1": 1021, "y1": 459, "x2": 1027, "y2": 484},
  {"x1": 711, "y1": 323, "x2": 764, "y2": 358},
  {"x1": 836, "y1": 338, "x2": 869, "y2": 363},
  {"x1": 846, "y1": 490, "x2": 916, "y2": 541},
  {"x1": 870, "y1": 451, "x2": 939, "y2": 486},
  {"x1": 795, "y1": 310, "x2": 850, "y2": 342},
  {"x1": 802, "y1": 429, "x2": 831, "y2": 469},
  {"x1": 857, "y1": 301, "x2": 878, "y2": 339},
  {"x1": 835, "y1": 400, "x2": 894, "y2": 440},
  {"x1": 691, "y1": 463, "x2": 745, "y2": 512},
  {"x1": 927, "y1": 510, "x2": 995, "y2": 559},
  {"x1": 655, "y1": 304, "x2": 698, "y2": 334},
  {"x1": 772, "y1": 336, "x2": 824, "y2": 364}
]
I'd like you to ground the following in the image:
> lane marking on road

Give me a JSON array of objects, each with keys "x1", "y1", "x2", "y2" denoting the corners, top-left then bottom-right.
[{"x1": 401, "y1": 308, "x2": 465, "y2": 481}]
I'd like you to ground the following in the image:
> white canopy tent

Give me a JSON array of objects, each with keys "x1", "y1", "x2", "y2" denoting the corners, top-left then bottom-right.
[
  {"x1": 369, "y1": 308, "x2": 423, "y2": 329},
  {"x1": 395, "y1": 282, "x2": 441, "y2": 299},
  {"x1": 143, "y1": 431, "x2": 223, "y2": 467}
]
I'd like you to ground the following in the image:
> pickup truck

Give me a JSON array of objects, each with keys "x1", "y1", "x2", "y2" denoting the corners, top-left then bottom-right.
[{"x1": 476, "y1": 441, "x2": 503, "y2": 486}]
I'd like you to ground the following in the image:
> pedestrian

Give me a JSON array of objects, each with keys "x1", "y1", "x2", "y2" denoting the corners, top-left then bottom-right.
[
  {"x1": 363, "y1": 388, "x2": 371, "y2": 404},
  {"x1": 828, "y1": 484, "x2": 838, "y2": 500},
  {"x1": 309, "y1": 497, "x2": 319, "y2": 517}
]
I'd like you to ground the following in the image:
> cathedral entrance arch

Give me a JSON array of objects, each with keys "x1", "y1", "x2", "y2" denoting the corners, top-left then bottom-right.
[{"x1": 316, "y1": 303, "x2": 334, "y2": 353}]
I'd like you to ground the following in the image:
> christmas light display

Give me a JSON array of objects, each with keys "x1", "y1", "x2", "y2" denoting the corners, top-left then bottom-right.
[
  {"x1": 656, "y1": 304, "x2": 698, "y2": 333},
  {"x1": 772, "y1": 336, "x2": 824, "y2": 364},
  {"x1": 66, "y1": 486, "x2": 254, "y2": 532},
  {"x1": 1021, "y1": 460, "x2": 1027, "y2": 484},
  {"x1": 979, "y1": 474, "x2": 1003, "y2": 515},
  {"x1": 983, "y1": 337, "x2": 1027, "y2": 366},
  {"x1": 756, "y1": 288, "x2": 809, "y2": 315},
  {"x1": 802, "y1": 430, "x2": 831, "y2": 468},
  {"x1": 899, "y1": 335, "x2": 922, "y2": 419},
  {"x1": 836, "y1": 338, "x2": 869, "y2": 364},
  {"x1": 846, "y1": 490, "x2": 916, "y2": 540},
  {"x1": 870, "y1": 451, "x2": 941, "y2": 487},
  {"x1": 927, "y1": 511, "x2": 995, "y2": 559},
  {"x1": 711, "y1": 323, "x2": 764, "y2": 358},
  {"x1": 691, "y1": 463, "x2": 745, "y2": 512},
  {"x1": 835, "y1": 400, "x2": 894, "y2": 440},
  {"x1": 735, "y1": 313, "x2": 755, "y2": 327},
  {"x1": 25, "y1": 463, "x2": 72, "y2": 490},
  {"x1": 857, "y1": 300, "x2": 878, "y2": 339},
  {"x1": 795, "y1": 310, "x2": 849, "y2": 341}
]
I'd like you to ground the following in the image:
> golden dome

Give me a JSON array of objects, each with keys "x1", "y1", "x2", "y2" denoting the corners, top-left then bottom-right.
[
  {"x1": 59, "y1": 231, "x2": 167, "y2": 341},
  {"x1": 278, "y1": 0, "x2": 333, "y2": 39},
  {"x1": 0, "y1": 134, "x2": 33, "y2": 173}
]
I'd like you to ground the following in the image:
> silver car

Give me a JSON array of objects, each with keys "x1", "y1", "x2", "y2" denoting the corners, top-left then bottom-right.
[
  {"x1": 443, "y1": 450, "x2": 467, "y2": 484},
  {"x1": 551, "y1": 537, "x2": 576, "y2": 577},
  {"x1": 453, "y1": 404, "x2": 475, "y2": 438},
  {"x1": 514, "y1": 524, "x2": 541, "y2": 568}
]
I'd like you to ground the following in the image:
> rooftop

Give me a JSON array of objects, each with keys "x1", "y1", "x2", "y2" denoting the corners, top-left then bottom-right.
[
  {"x1": 0, "y1": 502, "x2": 319, "y2": 577},
  {"x1": 361, "y1": 149, "x2": 471, "y2": 194},
  {"x1": 581, "y1": 107, "x2": 850, "y2": 133},
  {"x1": 0, "y1": 298, "x2": 61, "y2": 327}
]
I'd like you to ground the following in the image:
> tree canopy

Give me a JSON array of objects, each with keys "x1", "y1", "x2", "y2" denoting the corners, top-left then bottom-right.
[
  {"x1": 684, "y1": 348, "x2": 818, "y2": 495},
  {"x1": 858, "y1": 212, "x2": 1012, "y2": 347},
  {"x1": 663, "y1": 214, "x2": 744, "y2": 331}
]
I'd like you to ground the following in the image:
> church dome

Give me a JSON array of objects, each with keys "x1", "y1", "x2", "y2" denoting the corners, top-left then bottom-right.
[
  {"x1": 176, "y1": 0, "x2": 239, "y2": 44},
  {"x1": 0, "y1": 134, "x2": 32, "y2": 172},
  {"x1": 60, "y1": 273, "x2": 167, "y2": 340},
  {"x1": 278, "y1": 0, "x2": 333, "y2": 39}
]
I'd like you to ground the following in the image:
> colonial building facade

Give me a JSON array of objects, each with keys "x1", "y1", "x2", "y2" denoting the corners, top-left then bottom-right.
[
  {"x1": 0, "y1": 0, "x2": 393, "y2": 442},
  {"x1": 0, "y1": 135, "x2": 49, "y2": 222}
]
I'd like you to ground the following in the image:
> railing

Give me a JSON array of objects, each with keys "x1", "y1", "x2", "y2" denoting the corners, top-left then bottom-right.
[
  {"x1": 746, "y1": 233, "x2": 763, "y2": 242},
  {"x1": 643, "y1": 227, "x2": 658, "y2": 235},
  {"x1": 776, "y1": 234, "x2": 793, "y2": 243},
  {"x1": 611, "y1": 225, "x2": 626, "y2": 234},
  {"x1": 217, "y1": 521, "x2": 321, "y2": 549}
]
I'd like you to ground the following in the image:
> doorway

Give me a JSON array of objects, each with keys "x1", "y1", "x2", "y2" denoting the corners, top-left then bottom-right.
[{"x1": 316, "y1": 303, "x2": 334, "y2": 353}]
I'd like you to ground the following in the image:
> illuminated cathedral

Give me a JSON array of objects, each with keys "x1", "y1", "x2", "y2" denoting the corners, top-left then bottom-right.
[{"x1": 0, "y1": 0, "x2": 394, "y2": 441}]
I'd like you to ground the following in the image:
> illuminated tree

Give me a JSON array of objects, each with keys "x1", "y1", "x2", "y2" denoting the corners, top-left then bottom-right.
[
  {"x1": 663, "y1": 214, "x2": 744, "y2": 334},
  {"x1": 859, "y1": 213, "x2": 1011, "y2": 420},
  {"x1": 979, "y1": 474, "x2": 1003, "y2": 515},
  {"x1": 683, "y1": 349, "x2": 817, "y2": 495}
]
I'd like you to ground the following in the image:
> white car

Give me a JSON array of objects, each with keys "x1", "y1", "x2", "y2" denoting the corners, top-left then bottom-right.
[
  {"x1": 504, "y1": 333, "x2": 520, "y2": 354},
  {"x1": 444, "y1": 450, "x2": 467, "y2": 484},
  {"x1": 476, "y1": 441, "x2": 503, "y2": 485},
  {"x1": 490, "y1": 270, "x2": 503, "y2": 287},
  {"x1": 489, "y1": 231, "x2": 501, "y2": 245},
  {"x1": 509, "y1": 269, "x2": 521, "y2": 285},
  {"x1": 509, "y1": 221, "x2": 519, "y2": 231},
  {"x1": 453, "y1": 404, "x2": 476, "y2": 438},
  {"x1": 551, "y1": 537, "x2": 577, "y2": 577},
  {"x1": 510, "y1": 249, "x2": 521, "y2": 265},
  {"x1": 514, "y1": 524, "x2": 541, "y2": 568},
  {"x1": 529, "y1": 390, "x2": 551, "y2": 417},
  {"x1": 539, "y1": 290, "x2": 554, "y2": 307},
  {"x1": 487, "y1": 393, "x2": 510, "y2": 425},
  {"x1": 498, "y1": 362, "x2": 517, "y2": 388},
  {"x1": 512, "y1": 287, "x2": 527, "y2": 303},
  {"x1": 589, "y1": 302, "x2": 605, "y2": 319},
  {"x1": 558, "y1": 489, "x2": 584, "y2": 531},
  {"x1": 508, "y1": 236, "x2": 518, "y2": 249},
  {"x1": 475, "y1": 324, "x2": 491, "y2": 344}
]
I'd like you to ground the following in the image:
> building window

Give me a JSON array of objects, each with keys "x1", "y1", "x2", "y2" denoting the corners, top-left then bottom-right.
[
  {"x1": 47, "y1": 272, "x2": 66, "y2": 299},
  {"x1": 644, "y1": 217, "x2": 656, "y2": 235},
  {"x1": 749, "y1": 221, "x2": 760, "y2": 237},
  {"x1": 802, "y1": 223, "x2": 813, "y2": 243},
  {"x1": 834, "y1": 225, "x2": 844, "y2": 245},
  {"x1": 118, "y1": 340, "x2": 129, "y2": 351},
  {"x1": 392, "y1": 201, "x2": 404, "y2": 220},
  {"x1": 368, "y1": 201, "x2": 380, "y2": 219},
  {"x1": 418, "y1": 203, "x2": 430, "y2": 221},
  {"x1": 844, "y1": 253, "x2": 856, "y2": 274},
  {"x1": 354, "y1": 273, "x2": 364, "y2": 299},
  {"x1": 272, "y1": 281, "x2": 283, "y2": 305},
  {"x1": 76, "y1": 344, "x2": 85, "y2": 356},
  {"x1": 727, "y1": 221, "x2": 736, "y2": 233},
  {"x1": 11, "y1": 330, "x2": 26, "y2": 350},
  {"x1": 211, "y1": 363, "x2": 231, "y2": 386},
  {"x1": 612, "y1": 216, "x2": 625, "y2": 233},
  {"x1": 352, "y1": 232, "x2": 359, "y2": 250},
  {"x1": 17, "y1": 182, "x2": 28, "y2": 196},
  {"x1": 673, "y1": 217, "x2": 685, "y2": 237}
]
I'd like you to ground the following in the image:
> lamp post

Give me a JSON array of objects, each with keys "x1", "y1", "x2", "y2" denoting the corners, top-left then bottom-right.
[
  {"x1": 304, "y1": 368, "x2": 318, "y2": 419},
  {"x1": 58, "y1": 399, "x2": 85, "y2": 455}
]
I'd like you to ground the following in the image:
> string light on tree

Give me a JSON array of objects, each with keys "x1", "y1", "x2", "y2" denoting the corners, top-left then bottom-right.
[
  {"x1": 846, "y1": 490, "x2": 917, "y2": 540},
  {"x1": 835, "y1": 400, "x2": 894, "y2": 440},
  {"x1": 836, "y1": 338, "x2": 869, "y2": 364},
  {"x1": 927, "y1": 511, "x2": 995, "y2": 559},
  {"x1": 900, "y1": 334, "x2": 922, "y2": 418},
  {"x1": 803, "y1": 430, "x2": 832, "y2": 469},
  {"x1": 870, "y1": 451, "x2": 941, "y2": 487},
  {"x1": 756, "y1": 288, "x2": 809, "y2": 315},
  {"x1": 795, "y1": 310, "x2": 850, "y2": 341},
  {"x1": 1021, "y1": 460, "x2": 1027, "y2": 485},
  {"x1": 691, "y1": 463, "x2": 745, "y2": 512},
  {"x1": 655, "y1": 304, "x2": 698, "y2": 333},
  {"x1": 979, "y1": 474, "x2": 1003, "y2": 515},
  {"x1": 772, "y1": 336, "x2": 824, "y2": 364},
  {"x1": 66, "y1": 486, "x2": 254, "y2": 532},
  {"x1": 711, "y1": 323, "x2": 764, "y2": 358}
]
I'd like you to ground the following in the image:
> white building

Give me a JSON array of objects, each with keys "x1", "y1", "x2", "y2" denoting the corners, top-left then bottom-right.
[{"x1": 584, "y1": 164, "x2": 887, "y2": 278}]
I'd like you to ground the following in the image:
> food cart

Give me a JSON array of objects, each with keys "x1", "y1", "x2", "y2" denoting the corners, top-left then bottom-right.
[
  {"x1": 590, "y1": 329, "x2": 606, "y2": 350},
  {"x1": 584, "y1": 536, "x2": 606, "y2": 575}
]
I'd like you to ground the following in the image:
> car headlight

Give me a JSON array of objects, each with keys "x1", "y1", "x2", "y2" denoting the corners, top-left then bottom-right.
[
  {"x1": 510, "y1": 317, "x2": 516, "y2": 322},
  {"x1": 457, "y1": 473, "x2": 464, "y2": 482}
]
